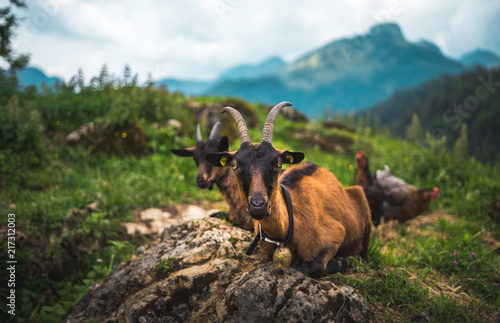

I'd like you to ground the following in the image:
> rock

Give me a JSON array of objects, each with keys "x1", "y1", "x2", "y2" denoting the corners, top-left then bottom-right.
[
  {"x1": 65, "y1": 122, "x2": 148, "y2": 157},
  {"x1": 65, "y1": 216, "x2": 372, "y2": 322},
  {"x1": 180, "y1": 205, "x2": 208, "y2": 222},
  {"x1": 217, "y1": 263, "x2": 372, "y2": 323},
  {"x1": 64, "y1": 217, "x2": 256, "y2": 322},
  {"x1": 291, "y1": 129, "x2": 353, "y2": 152},
  {"x1": 166, "y1": 119, "x2": 182, "y2": 133},
  {"x1": 279, "y1": 106, "x2": 308, "y2": 122}
]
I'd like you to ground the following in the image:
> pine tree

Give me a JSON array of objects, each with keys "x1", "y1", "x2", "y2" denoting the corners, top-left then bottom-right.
[
  {"x1": 98, "y1": 64, "x2": 109, "y2": 88},
  {"x1": 123, "y1": 64, "x2": 131, "y2": 86},
  {"x1": 406, "y1": 113, "x2": 423, "y2": 143},
  {"x1": 454, "y1": 123, "x2": 469, "y2": 159}
]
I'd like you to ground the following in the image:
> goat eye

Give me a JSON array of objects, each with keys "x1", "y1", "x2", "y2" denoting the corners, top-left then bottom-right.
[
  {"x1": 232, "y1": 163, "x2": 238, "y2": 170},
  {"x1": 277, "y1": 161, "x2": 282, "y2": 168}
]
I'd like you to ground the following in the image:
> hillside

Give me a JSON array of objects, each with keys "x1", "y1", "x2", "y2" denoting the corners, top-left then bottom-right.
[
  {"x1": 1, "y1": 69, "x2": 499, "y2": 321},
  {"x1": 460, "y1": 49, "x2": 500, "y2": 69},
  {"x1": 367, "y1": 66, "x2": 500, "y2": 163}
]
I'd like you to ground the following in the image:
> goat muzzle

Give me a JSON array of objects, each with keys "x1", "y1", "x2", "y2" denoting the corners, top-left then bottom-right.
[{"x1": 248, "y1": 193, "x2": 269, "y2": 220}]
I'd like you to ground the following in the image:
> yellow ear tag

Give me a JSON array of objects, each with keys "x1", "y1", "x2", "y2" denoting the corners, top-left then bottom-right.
[
  {"x1": 286, "y1": 155, "x2": 294, "y2": 163},
  {"x1": 220, "y1": 156, "x2": 227, "y2": 167}
]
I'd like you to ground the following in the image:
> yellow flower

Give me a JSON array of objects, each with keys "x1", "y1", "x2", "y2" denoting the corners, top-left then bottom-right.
[
  {"x1": 348, "y1": 165, "x2": 354, "y2": 171},
  {"x1": 445, "y1": 175, "x2": 450, "y2": 181},
  {"x1": 54, "y1": 153, "x2": 59, "y2": 159},
  {"x1": 55, "y1": 120, "x2": 60, "y2": 126},
  {"x1": 403, "y1": 156, "x2": 409, "y2": 163},
  {"x1": 121, "y1": 132, "x2": 127, "y2": 139}
]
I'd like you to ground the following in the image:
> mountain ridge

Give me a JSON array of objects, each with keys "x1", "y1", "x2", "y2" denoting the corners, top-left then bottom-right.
[{"x1": 206, "y1": 23, "x2": 466, "y2": 115}]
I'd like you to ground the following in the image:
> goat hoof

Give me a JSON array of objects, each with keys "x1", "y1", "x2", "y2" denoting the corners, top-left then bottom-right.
[
  {"x1": 307, "y1": 261, "x2": 326, "y2": 277},
  {"x1": 326, "y1": 257, "x2": 350, "y2": 274},
  {"x1": 209, "y1": 211, "x2": 226, "y2": 219}
]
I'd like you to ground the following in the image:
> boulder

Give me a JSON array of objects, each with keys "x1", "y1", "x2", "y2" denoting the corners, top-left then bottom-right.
[
  {"x1": 66, "y1": 122, "x2": 148, "y2": 156},
  {"x1": 65, "y1": 216, "x2": 372, "y2": 322},
  {"x1": 217, "y1": 263, "x2": 372, "y2": 322}
]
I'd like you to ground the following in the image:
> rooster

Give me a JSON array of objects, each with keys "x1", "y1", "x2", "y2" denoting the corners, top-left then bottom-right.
[
  {"x1": 375, "y1": 165, "x2": 439, "y2": 223},
  {"x1": 354, "y1": 151, "x2": 384, "y2": 226}
]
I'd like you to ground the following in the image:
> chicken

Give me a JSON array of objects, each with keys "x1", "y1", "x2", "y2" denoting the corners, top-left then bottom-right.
[
  {"x1": 354, "y1": 151, "x2": 384, "y2": 226},
  {"x1": 375, "y1": 165, "x2": 439, "y2": 223}
]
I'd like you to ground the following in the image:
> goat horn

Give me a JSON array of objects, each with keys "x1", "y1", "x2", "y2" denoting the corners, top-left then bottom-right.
[
  {"x1": 208, "y1": 121, "x2": 221, "y2": 140},
  {"x1": 196, "y1": 124, "x2": 202, "y2": 142},
  {"x1": 221, "y1": 107, "x2": 251, "y2": 144},
  {"x1": 261, "y1": 101, "x2": 292, "y2": 143}
]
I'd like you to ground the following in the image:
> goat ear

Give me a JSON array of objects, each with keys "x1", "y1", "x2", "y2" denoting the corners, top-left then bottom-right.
[
  {"x1": 219, "y1": 136, "x2": 229, "y2": 152},
  {"x1": 171, "y1": 147, "x2": 195, "y2": 157},
  {"x1": 280, "y1": 151, "x2": 305, "y2": 164},
  {"x1": 206, "y1": 152, "x2": 233, "y2": 167}
]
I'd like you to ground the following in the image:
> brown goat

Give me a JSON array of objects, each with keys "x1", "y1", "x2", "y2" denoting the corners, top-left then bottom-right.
[
  {"x1": 171, "y1": 123, "x2": 253, "y2": 230},
  {"x1": 206, "y1": 102, "x2": 371, "y2": 277}
]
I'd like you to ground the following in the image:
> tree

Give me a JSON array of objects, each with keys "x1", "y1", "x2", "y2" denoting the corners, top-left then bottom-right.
[
  {"x1": 123, "y1": 64, "x2": 131, "y2": 86},
  {"x1": 0, "y1": 0, "x2": 29, "y2": 69},
  {"x1": 98, "y1": 64, "x2": 109, "y2": 88},
  {"x1": 454, "y1": 123, "x2": 469, "y2": 159},
  {"x1": 406, "y1": 113, "x2": 423, "y2": 143}
]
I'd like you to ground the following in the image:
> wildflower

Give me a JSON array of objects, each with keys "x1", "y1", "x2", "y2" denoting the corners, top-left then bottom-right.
[
  {"x1": 445, "y1": 175, "x2": 450, "y2": 181},
  {"x1": 403, "y1": 156, "x2": 409, "y2": 163},
  {"x1": 449, "y1": 252, "x2": 453, "y2": 256},
  {"x1": 452, "y1": 260, "x2": 458, "y2": 266},
  {"x1": 348, "y1": 165, "x2": 354, "y2": 171},
  {"x1": 96, "y1": 258, "x2": 103, "y2": 263},
  {"x1": 471, "y1": 252, "x2": 477, "y2": 258},
  {"x1": 121, "y1": 132, "x2": 127, "y2": 139},
  {"x1": 54, "y1": 153, "x2": 59, "y2": 159},
  {"x1": 454, "y1": 251, "x2": 459, "y2": 256},
  {"x1": 56, "y1": 120, "x2": 60, "y2": 126}
]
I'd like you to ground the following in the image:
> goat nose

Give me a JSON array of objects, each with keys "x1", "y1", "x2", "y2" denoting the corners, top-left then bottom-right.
[{"x1": 250, "y1": 197, "x2": 265, "y2": 207}]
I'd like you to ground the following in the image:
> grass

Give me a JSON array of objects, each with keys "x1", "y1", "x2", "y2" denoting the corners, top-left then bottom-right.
[
  {"x1": 1, "y1": 84, "x2": 499, "y2": 322},
  {"x1": 329, "y1": 213, "x2": 500, "y2": 322}
]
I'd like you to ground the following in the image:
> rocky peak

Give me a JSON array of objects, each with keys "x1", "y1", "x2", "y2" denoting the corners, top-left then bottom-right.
[{"x1": 369, "y1": 22, "x2": 404, "y2": 40}]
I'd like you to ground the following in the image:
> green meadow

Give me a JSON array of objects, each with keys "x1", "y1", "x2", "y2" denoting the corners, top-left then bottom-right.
[{"x1": 1, "y1": 77, "x2": 499, "y2": 322}]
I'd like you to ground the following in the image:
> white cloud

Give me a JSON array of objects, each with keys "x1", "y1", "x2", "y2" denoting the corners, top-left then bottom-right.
[{"x1": 8, "y1": 0, "x2": 500, "y2": 83}]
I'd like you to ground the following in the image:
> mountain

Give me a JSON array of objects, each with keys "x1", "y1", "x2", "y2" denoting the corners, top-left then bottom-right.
[
  {"x1": 366, "y1": 65, "x2": 500, "y2": 163},
  {"x1": 154, "y1": 57, "x2": 286, "y2": 95},
  {"x1": 460, "y1": 49, "x2": 500, "y2": 69},
  {"x1": 12, "y1": 67, "x2": 62, "y2": 88},
  {"x1": 154, "y1": 78, "x2": 212, "y2": 96},
  {"x1": 206, "y1": 23, "x2": 465, "y2": 115},
  {"x1": 216, "y1": 56, "x2": 286, "y2": 81}
]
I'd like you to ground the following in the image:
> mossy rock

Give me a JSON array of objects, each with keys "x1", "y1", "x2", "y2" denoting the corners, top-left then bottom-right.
[
  {"x1": 218, "y1": 98, "x2": 259, "y2": 128},
  {"x1": 66, "y1": 122, "x2": 149, "y2": 157},
  {"x1": 263, "y1": 103, "x2": 308, "y2": 123},
  {"x1": 290, "y1": 129, "x2": 353, "y2": 152}
]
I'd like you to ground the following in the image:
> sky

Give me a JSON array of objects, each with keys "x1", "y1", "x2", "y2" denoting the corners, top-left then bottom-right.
[{"x1": 4, "y1": 0, "x2": 500, "y2": 83}]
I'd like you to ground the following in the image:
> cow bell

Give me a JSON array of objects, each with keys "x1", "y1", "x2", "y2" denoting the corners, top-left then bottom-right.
[{"x1": 273, "y1": 246, "x2": 292, "y2": 271}]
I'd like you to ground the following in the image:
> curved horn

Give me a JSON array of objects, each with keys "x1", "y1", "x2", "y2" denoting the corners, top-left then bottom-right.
[
  {"x1": 208, "y1": 121, "x2": 221, "y2": 140},
  {"x1": 261, "y1": 101, "x2": 292, "y2": 143},
  {"x1": 221, "y1": 107, "x2": 251, "y2": 144},
  {"x1": 196, "y1": 124, "x2": 202, "y2": 142}
]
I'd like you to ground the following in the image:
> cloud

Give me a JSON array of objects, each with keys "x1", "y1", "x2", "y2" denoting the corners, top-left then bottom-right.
[{"x1": 9, "y1": 0, "x2": 500, "y2": 83}]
